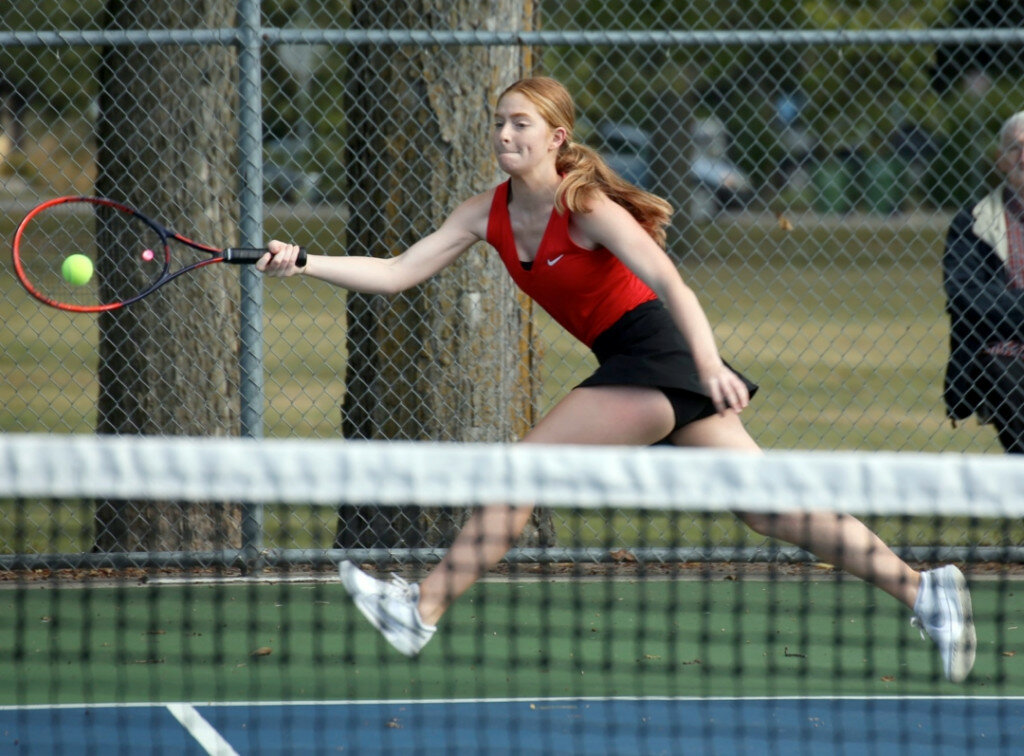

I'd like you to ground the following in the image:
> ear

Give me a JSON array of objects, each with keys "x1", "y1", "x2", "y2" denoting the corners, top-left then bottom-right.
[{"x1": 550, "y1": 126, "x2": 568, "y2": 151}]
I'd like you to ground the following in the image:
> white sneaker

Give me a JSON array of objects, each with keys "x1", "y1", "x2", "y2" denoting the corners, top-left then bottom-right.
[
  {"x1": 911, "y1": 565, "x2": 976, "y2": 683},
  {"x1": 338, "y1": 561, "x2": 436, "y2": 657}
]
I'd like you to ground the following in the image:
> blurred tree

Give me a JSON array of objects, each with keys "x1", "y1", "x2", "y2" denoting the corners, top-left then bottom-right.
[
  {"x1": 337, "y1": 0, "x2": 552, "y2": 551},
  {"x1": 91, "y1": 0, "x2": 243, "y2": 553},
  {"x1": 0, "y1": 73, "x2": 29, "y2": 150},
  {"x1": 0, "y1": 2, "x2": 104, "y2": 114}
]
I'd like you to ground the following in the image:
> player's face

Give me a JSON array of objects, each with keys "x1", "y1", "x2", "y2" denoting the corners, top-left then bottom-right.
[
  {"x1": 999, "y1": 126, "x2": 1024, "y2": 197},
  {"x1": 492, "y1": 93, "x2": 565, "y2": 176}
]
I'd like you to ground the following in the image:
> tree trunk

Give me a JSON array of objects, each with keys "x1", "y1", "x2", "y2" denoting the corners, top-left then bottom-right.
[
  {"x1": 338, "y1": 0, "x2": 553, "y2": 550},
  {"x1": 92, "y1": 0, "x2": 242, "y2": 553}
]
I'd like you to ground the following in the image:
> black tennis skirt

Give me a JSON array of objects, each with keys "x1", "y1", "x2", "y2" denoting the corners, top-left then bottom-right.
[{"x1": 577, "y1": 299, "x2": 759, "y2": 432}]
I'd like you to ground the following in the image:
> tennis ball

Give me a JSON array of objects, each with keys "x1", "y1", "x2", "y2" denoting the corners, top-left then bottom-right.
[{"x1": 62, "y1": 254, "x2": 94, "y2": 286}]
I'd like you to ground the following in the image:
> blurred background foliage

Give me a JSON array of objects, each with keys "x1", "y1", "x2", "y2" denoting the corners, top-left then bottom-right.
[{"x1": 2, "y1": 0, "x2": 1023, "y2": 208}]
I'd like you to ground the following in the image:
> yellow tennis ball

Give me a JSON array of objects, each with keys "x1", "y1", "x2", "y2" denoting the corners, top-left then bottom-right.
[{"x1": 62, "y1": 254, "x2": 94, "y2": 286}]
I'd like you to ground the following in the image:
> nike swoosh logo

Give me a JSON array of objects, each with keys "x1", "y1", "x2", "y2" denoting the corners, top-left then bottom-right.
[{"x1": 547, "y1": 254, "x2": 565, "y2": 266}]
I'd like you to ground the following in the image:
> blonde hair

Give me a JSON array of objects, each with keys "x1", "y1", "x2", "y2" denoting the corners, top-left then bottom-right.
[{"x1": 498, "y1": 77, "x2": 674, "y2": 248}]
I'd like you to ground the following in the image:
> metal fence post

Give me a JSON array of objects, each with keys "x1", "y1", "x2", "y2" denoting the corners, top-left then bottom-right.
[{"x1": 236, "y1": 0, "x2": 265, "y2": 570}]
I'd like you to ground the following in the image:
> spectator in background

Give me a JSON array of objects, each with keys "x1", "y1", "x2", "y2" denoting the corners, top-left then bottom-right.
[{"x1": 943, "y1": 111, "x2": 1024, "y2": 453}]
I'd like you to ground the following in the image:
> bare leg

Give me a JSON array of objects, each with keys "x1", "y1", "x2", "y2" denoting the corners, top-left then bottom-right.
[
  {"x1": 418, "y1": 388, "x2": 922, "y2": 625},
  {"x1": 417, "y1": 386, "x2": 675, "y2": 625},
  {"x1": 670, "y1": 413, "x2": 921, "y2": 608},
  {"x1": 418, "y1": 503, "x2": 535, "y2": 626}
]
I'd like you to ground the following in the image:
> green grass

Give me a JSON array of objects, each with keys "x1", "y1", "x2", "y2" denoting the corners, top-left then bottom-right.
[
  {"x1": 683, "y1": 212, "x2": 995, "y2": 452},
  {"x1": 1, "y1": 577, "x2": 1019, "y2": 705}
]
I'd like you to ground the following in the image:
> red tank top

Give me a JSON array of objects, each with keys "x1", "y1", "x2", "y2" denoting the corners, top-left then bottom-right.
[{"x1": 486, "y1": 181, "x2": 657, "y2": 346}]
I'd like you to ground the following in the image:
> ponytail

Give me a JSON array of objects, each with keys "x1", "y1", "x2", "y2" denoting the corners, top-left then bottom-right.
[{"x1": 555, "y1": 141, "x2": 673, "y2": 249}]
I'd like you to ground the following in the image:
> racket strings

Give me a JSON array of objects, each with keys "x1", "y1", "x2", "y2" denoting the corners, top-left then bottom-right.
[
  {"x1": 93, "y1": 208, "x2": 167, "y2": 303},
  {"x1": 14, "y1": 201, "x2": 167, "y2": 309}
]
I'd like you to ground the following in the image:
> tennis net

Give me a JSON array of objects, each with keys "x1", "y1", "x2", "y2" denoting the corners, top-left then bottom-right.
[{"x1": 0, "y1": 433, "x2": 1021, "y2": 754}]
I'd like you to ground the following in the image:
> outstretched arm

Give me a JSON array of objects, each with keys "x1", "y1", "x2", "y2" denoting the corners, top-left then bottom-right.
[{"x1": 258, "y1": 192, "x2": 491, "y2": 295}]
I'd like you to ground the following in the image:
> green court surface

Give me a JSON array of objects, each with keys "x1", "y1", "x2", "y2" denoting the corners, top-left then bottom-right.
[{"x1": 1, "y1": 575, "x2": 1019, "y2": 706}]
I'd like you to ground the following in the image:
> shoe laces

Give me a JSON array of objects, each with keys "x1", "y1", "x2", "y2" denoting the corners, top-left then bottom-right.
[
  {"x1": 910, "y1": 616, "x2": 928, "y2": 642},
  {"x1": 386, "y1": 574, "x2": 418, "y2": 602},
  {"x1": 911, "y1": 611, "x2": 949, "y2": 642}
]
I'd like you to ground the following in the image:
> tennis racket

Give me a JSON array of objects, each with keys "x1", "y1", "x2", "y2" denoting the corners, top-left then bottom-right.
[{"x1": 12, "y1": 195, "x2": 306, "y2": 313}]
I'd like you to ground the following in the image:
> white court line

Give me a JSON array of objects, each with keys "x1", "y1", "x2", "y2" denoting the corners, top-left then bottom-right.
[{"x1": 166, "y1": 703, "x2": 239, "y2": 756}]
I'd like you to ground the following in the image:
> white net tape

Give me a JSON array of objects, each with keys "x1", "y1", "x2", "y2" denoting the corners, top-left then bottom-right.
[{"x1": 1, "y1": 433, "x2": 1020, "y2": 517}]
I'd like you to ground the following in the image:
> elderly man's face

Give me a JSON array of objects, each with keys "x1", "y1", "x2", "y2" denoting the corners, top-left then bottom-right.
[{"x1": 999, "y1": 125, "x2": 1024, "y2": 196}]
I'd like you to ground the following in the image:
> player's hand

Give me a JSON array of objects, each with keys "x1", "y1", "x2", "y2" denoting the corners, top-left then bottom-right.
[
  {"x1": 258, "y1": 240, "x2": 304, "y2": 277},
  {"x1": 700, "y1": 364, "x2": 750, "y2": 415}
]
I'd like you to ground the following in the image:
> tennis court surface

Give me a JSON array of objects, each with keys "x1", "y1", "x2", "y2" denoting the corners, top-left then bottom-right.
[{"x1": 1, "y1": 435, "x2": 1022, "y2": 753}]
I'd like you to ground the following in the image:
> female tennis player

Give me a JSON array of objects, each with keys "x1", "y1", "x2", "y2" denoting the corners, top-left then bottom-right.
[{"x1": 259, "y1": 76, "x2": 975, "y2": 682}]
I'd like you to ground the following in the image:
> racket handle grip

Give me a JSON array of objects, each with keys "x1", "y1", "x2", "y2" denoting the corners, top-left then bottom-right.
[{"x1": 224, "y1": 247, "x2": 307, "y2": 267}]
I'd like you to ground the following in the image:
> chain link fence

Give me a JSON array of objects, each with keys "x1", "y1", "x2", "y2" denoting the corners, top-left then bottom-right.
[{"x1": 2, "y1": 1, "x2": 1022, "y2": 567}]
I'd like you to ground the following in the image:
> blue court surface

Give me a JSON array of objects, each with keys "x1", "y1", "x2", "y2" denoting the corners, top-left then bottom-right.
[{"x1": 2, "y1": 697, "x2": 1022, "y2": 754}]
